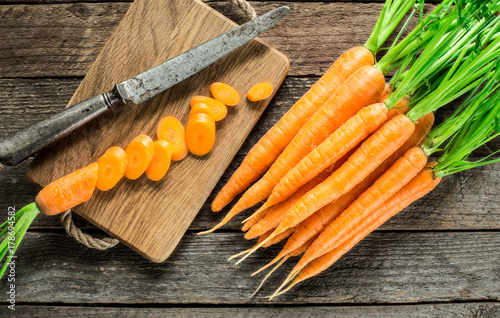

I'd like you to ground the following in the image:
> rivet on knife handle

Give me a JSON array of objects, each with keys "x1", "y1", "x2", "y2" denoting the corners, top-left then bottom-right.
[{"x1": 0, "y1": 89, "x2": 123, "y2": 166}]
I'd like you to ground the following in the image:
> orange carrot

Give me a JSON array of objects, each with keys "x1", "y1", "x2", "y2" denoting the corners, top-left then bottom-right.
[
  {"x1": 210, "y1": 82, "x2": 240, "y2": 106},
  {"x1": 229, "y1": 228, "x2": 293, "y2": 262},
  {"x1": 242, "y1": 204, "x2": 268, "y2": 232},
  {"x1": 35, "y1": 163, "x2": 98, "y2": 216},
  {"x1": 265, "y1": 102, "x2": 390, "y2": 208},
  {"x1": 276, "y1": 164, "x2": 442, "y2": 297},
  {"x1": 189, "y1": 103, "x2": 215, "y2": 120},
  {"x1": 287, "y1": 146, "x2": 428, "y2": 281},
  {"x1": 247, "y1": 82, "x2": 273, "y2": 102},
  {"x1": 235, "y1": 114, "x2": 415, "y2": 264},
  {"x1": 211, "y1": 47, "x2": 374, "y2": 212},
  {"x1": 252, "y1": 112, "x2": 433, "y2": 276},
  {"x1": 157, "y1": 116, "x2": 188, "y2": 161},
  {"x1": 190, "y1": 95, "x2": 210, "y2": 107},
  {"x1": 192, "y1": 100, "x2": 227, "y2": 121},
  {"x1": 218, "y1": 65, "x2": 386, "y2": 225},
  {"x1": 377, "y1": 83, "x2": 391, "y2": 102},
  {"x1": 146, "y1": 140, "x2": 172, "y2": 181},
  {"x1": 124, "y1": 135, "x2": 154, "y2": 180},
  {"x1": 96, "y1": 147, "x2": 128, "y2": 191},
  {"x1": 186, "y1": 113, "x2": 216, "y2": 156}
]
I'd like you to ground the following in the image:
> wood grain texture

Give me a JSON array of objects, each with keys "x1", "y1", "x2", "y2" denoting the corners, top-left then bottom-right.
[
  {"x1": 8, "y1": 231, "x2": 500, "y2": 304},
  {"x1": 1, "y1": 77, "x2": 500, "y2": 231},
  {"x1": 7, "y1": 303, "x2": 500, "y2": 317},
  {"x1": 26, "y1": 0, "x2": 289, "y2": 262},
  {"x1": 0, "y1": 1, "x2": 390, "y2": 78}
]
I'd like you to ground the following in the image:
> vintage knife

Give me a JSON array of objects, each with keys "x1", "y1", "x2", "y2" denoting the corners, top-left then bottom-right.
[{"x1": 0, "y1": 6, "x2": 289, "y2": 166}]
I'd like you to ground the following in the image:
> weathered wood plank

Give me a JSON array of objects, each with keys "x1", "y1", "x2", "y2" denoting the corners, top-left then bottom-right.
[
  {"x1": 7, "y1": 231, "x2": 500, "y2": 304},
  {"x1": 1, "y1": 77, "x2": 499, "y2": 231},
  {"x1": 0, "y1": 2, "x2": 390, "y2": 77},
  {"x1": 8, "y1": 302, "x2": 500, "y2": 317}
]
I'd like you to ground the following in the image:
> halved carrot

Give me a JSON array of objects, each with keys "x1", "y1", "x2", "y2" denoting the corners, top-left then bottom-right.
[
  {"x1": 157, "y1": 116, "x2": 188, "y2": 161},
  {"x1": 247, "y1": 82, "x2": 273, "y2": 102},
  {"x1": 96, "y1": 146, "x2": 128, "y2": 191},
  {"x1": 124, "y1": 135, "x2": 154, "y2": 180},
  {"x1": 35, "y1": 163, "x2": 98, "y2": 216},
  {"x1": 210, "y1": 82, "x2": 240, "y2": 106},
  {"x1": 186, "y1": 113, "x2": 216, "y2": 156},
  {"x1": 189, "y1": 103, "x2": 215, "y2": 120},
  {"x1": 146, "y1": 140, "x2": 173, "y2": 181}
]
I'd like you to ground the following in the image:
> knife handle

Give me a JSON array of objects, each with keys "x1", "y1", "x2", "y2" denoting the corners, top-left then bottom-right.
[{"x1": 0, "y1": 88, "x2": 123, "y2": 166}]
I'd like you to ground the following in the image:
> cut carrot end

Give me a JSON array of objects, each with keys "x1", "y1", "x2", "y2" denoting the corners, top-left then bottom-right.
[
  {"x1": 157, "y1": 116, "x2": 188, "y2": 161},
  {"x1": 196, "y1": 99, "x2": 227, "y2": 121},
  {"x1": 210, "y1": 82, "x2": 240, "y2": 106},
  {"x1": 124, "y1": 135, "x2": 154, "y2": 180},
  {"x1": 146, "y1": 140, "x2": 173, "y2": 181},
  {"x1": 247, "y1": 82, "x2": 273, "y2": 102},
  {"x1": 96, "y1": 146, "x2": 128, "y2": 191},
  {"x1": 36, "y1": 163, "x2": 98, "y2": 216},
  {"x1": 186, "y1": 113, "x2": 216, "y2": 156}
]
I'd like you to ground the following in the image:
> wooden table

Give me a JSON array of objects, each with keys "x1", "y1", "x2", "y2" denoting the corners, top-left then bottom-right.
[{"x1": 1, "y1": 0, "x2": 499, "y2": 316}]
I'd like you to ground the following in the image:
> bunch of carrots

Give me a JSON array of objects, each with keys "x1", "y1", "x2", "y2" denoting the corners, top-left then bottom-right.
[
  {"x1": 0, "y1": 80, "x2": 273, "y2": 278},
  {"x1": 200, "y1": 0, "x2": 500, "y2": 298}
]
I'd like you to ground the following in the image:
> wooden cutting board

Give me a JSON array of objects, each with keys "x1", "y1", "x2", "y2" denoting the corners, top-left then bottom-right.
[{"x1": 27, "y1": 0, "x2": 289, "y2": 262}]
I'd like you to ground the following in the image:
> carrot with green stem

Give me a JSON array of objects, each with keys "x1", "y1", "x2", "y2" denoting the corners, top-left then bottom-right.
[
  {"x1": 237, "y1": 12, "x2": 500, "y2": 264},
  {"x1": 210, "y1": 0, "x2": 419, "y2": 213},
  {"x1": 273, "y1": 73, "x2": 500, "y2": 297},
  {"x1": 263, "y1": 7, "x2": 499, "y2": 209}
]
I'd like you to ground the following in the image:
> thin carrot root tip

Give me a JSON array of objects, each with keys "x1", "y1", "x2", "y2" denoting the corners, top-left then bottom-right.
[
  {"x1": 157, "y1": 116, "x2": 188, "y2": 161},
  {"x1": 96, "y1": 146, "x2": 128, "y2": 191},
  {"x1": 124, "y1": 135, "x2": 155, "y2": 180},
  {"x1": 210, "y1": 82, "x2": 240, "y2": 106},
  {"x1": 247, "y1": 82, "x2": 273, "y2": 102},
  {"x1": 250, "y1": 256, "x2": 289, "y2": 298},
  {"x1": 146, "y1": 140, "x2": 172, "y2": 181},
  {"x1": 186, "y1": 113, "x2": 216, "y2": 156},
  {"x1": 35, "y1": 163, "x2": 98, "y2": 216}
]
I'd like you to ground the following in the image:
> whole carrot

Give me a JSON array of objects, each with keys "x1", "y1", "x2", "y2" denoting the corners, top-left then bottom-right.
[{"x1": 211, "y1": 46, "x2": 375, "y2": 213}]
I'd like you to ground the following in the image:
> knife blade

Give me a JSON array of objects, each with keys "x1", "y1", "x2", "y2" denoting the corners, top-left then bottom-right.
[{"x1": 0, "y1": 6, "x2": 289, "y2": 166}]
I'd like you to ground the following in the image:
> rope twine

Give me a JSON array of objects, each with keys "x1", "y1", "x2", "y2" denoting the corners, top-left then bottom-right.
[{"x1": 60, "y1": 0, "x2": 256, "y2": 250}]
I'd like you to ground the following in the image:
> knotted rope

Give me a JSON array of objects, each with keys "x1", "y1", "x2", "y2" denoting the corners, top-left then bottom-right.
[{"x1": 60, "y1": 0, "x2": 257, "y2": 250}]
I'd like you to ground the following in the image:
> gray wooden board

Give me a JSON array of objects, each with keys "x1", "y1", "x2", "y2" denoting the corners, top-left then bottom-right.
[
  {"x1": 4, "y1": 303, "x2": 500, "y2": 317},
  {"x1": 0, "y1": 2, "x2": 434, "y2": 78},
  {"x1": 2, "y1": 231, "x2": 499, "y2": 304}
]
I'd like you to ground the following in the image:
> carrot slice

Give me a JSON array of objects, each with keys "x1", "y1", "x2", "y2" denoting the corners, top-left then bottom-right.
[
  {"x1": 96, "y1": 146, "x2": 128, "y2": 191},
  {"x1": 186, "y1": 113, "x2": 216, "y2": 156},
  {"x1": 247, "y1": 82, "x2": 273, "y2": 102},
  {"x1": 189, "y1": 102, "x2": 215, "y2": 120},
  {"x1": 156, "y1": 116, "x2": 188, "y2": 161},
  {"x1": 210, "y1": 82, "x2": 240, "y2": 106},
  {"x1": 124, "y1": 135, "x2": 154, "y2": 180},
  {"x1": 190, "y1": 95, "x2": 210, "y2": 107},
  {"x1": 35, "y1": 163, "x2": 98, "y2": 216},
  {"x1": 146, "y1": 140, "x2": 173, "y2": 181}
]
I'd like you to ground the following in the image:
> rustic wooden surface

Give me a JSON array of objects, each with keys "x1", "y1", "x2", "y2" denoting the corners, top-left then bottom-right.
[
  {"x1": 0, "y1": 0, "x2": 499, "y2": 317},
  {"x1": 26, "y1": 0, "x2": 289, "y2": 263}
]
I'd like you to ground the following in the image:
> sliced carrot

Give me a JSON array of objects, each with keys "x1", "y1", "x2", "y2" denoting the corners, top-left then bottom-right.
[
  {"x1": 191, "y1": 101, "x2": 226, "y2": 121},
  {"x1": 247, "y1": 82, "x2": 273, "y2": 102},
  {"x1": 210, "y1": 82, "x2": 240, "y2": 106},
  {"x1": 96, "y1": 146, "x2": 128, "y2": 191},
  {"x1": 190, "y1": 95, "x2": 210, "y2": 107},
  {"x1": 186, "y1": 113, "x2": 216, "y2": 156},
  {"x1": 124, "y1": 135, "x2": 154, "y2": 180},
  {"x1": 35, "y1": 163, "x2": 98, "y2": 216},
  {"x1": 157, "y1": 116, "x2": 188, "y2": 161},
  {"x1": 189, "y1": 103, "x2": 215, "y2": 120},
  {"x1": 146, "y1": 140, "x2": 173, "y2": 181}
]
